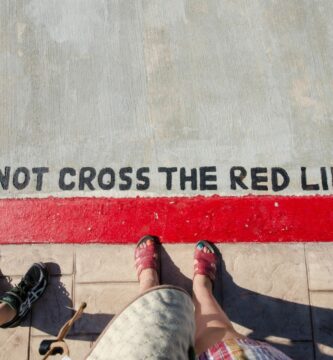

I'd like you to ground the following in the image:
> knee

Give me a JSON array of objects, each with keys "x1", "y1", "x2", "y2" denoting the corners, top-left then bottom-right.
[{"x1": 195, "y1": 326, "x2": 228, "y2": 354}]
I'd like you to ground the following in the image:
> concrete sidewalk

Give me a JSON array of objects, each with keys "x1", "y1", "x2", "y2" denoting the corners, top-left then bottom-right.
[{"x1": 0, "y1": 243, "x2": 332, "y2": 360}]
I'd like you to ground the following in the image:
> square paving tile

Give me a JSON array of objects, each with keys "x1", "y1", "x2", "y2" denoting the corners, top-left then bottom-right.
[
  {"x1": 30, "y1": 335, "x2": 93, "y2": 360},
  {"x1": 305, "y1": 243, "x2": 333, "y2": 291},
  {"x1": 0, "y1": 316, "x2": 30, "y2": 360},
  {"x1": 75, "y1": 245, "x2": 137, "y2": 282},
  {"x1": 217, "y1": 244, "x2": 312, "y2": 341},
  {"x1": 310, "y1": 291, "x2": 333, "y2": 359},
  {"x1": 31, "y1": 275, "x2": 73, "y2": 337},
  {"x1": 0, "y1": 244, "x2": 74, "y2": 276},
  {"x1": 73, "y1": 282, "x2": 139, "y2": 334}
]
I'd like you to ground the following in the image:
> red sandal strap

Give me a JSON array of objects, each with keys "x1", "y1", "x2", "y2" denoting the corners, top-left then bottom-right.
[
  {"x1": 194, "y1": 247, "x2": 217, "y2": 282},
  {"x1": 135, "y1": 240, "x2": 159, "y2": 279}
]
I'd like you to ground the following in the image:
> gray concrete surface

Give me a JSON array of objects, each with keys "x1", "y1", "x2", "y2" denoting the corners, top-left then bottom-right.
[
  {"x1": 0, "y1": 243, "x2": 332, "y2": 359},
  {"x1": 1, "y1": 0, "x2": 333, "y2": 198}
]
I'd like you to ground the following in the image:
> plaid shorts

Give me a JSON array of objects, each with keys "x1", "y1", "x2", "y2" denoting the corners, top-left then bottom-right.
[{"x1": 198, "y1": 338, "x2": 292, "y2": 360}]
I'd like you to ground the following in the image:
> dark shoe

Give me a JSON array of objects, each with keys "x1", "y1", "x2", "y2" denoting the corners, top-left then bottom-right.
[{"x1": 0, "y1": 262, "x2": 49, "y2": 328}]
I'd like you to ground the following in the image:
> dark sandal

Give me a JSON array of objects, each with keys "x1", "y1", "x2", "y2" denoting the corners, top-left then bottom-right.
[
  {"x1": 135, "y1": 235, "x2": 160, "y2": 280},
  {"x1": 194, "y1": 240, "x2": 218, "y2": 285}
]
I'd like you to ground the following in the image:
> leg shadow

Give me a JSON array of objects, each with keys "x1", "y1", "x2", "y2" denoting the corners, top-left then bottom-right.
[
  {"x1": 158, "y1": 244, "x2": 332, "y2": 360},
  {"x1": 160, "y1": 246, "x2": 193, "y2": 295},
  {"x1": 211, "y1": 247, "x2": 333, "y2": 360}
]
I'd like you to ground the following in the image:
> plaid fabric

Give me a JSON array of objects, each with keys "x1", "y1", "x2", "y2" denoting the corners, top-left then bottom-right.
[{"x1": 198, "y1": 338, "x2": 292, "y2": 360}]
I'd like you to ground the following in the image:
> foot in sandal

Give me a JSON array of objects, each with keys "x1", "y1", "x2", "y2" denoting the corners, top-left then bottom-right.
[
  {"x1": 135, "y1": 235, "x2": 160, "y2": 293},
  {"x1": 193, "y1": 240, "x2": 218, "y2": 292}
]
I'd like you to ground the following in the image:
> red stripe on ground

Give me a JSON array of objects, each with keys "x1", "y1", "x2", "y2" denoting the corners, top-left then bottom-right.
[{"x1": 0, "y1": 196, "x2": 332, "y2": 244}]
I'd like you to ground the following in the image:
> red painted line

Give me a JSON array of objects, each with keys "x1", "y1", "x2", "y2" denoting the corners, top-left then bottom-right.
[{"x1": 0, "y1": 196, "x2": 332, "y2": 244}]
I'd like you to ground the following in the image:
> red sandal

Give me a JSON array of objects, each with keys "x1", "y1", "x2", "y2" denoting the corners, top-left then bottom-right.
[
  {"x1": 194, "y1": 240, "x2": 218, "y2": 285},
  {"x1": 135, "y1": 235, "x2": 161, "y2": 280}
]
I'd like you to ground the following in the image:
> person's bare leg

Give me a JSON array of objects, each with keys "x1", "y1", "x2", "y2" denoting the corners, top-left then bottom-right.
[
  {"x1": 139, "y1": 268, "x2": 159, "y2": 293},
  {"x1": 0, "y1": 303, "x2": 16, "y2": 326},
  {"x1": 137, "y1": 239, "x2": 159, "y2": 293},
  {"x1": 193, "y1": 245, "x2": 245, "y2": 354}
]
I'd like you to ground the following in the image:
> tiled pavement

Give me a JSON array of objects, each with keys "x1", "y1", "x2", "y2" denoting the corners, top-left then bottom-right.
[{"x1": 0, "y1": 243, "x2": 332, "y2": 360}]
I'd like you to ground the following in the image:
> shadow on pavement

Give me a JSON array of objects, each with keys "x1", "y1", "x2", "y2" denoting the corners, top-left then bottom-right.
[
  {"x1": 215, "y1": 245, "x2": 332, "y2": 360},
  {"x1": 161, "y1": 245, "x2": 332, "y2": 360},
  {"x1": 1, "y1": 253, "x2": 332, "y2": 359},
  {"x1": 0, "y1": 263, "x2": 112, "y2": 343}
]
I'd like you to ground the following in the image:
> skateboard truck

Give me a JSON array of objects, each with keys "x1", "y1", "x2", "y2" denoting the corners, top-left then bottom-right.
[{"x1": 39, "y1": 302, "x2": 87, "y2": 359}]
